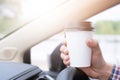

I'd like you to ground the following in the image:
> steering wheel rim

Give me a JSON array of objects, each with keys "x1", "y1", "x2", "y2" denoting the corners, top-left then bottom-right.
[{"x1": 56, "y1": 67, "x2": 90, "y2": 80}]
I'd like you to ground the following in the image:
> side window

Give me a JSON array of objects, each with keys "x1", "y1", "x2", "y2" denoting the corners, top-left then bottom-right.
[
  {"x1": 0, "y1": 0, "x2": 23, "y2": 39},
  {"x1": 0, "y1": 0, "x2": 68, "y2": 39}
]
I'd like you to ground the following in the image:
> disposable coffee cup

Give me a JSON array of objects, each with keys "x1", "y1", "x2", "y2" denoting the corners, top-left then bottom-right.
[{"x1": 64, "y1": 21, "x2": 93, "y2": 67}]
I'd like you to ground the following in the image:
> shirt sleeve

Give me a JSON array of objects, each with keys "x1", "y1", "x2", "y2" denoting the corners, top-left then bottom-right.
[{"x1": 109, "y1": 65, "x2": 120, "y2": 80}]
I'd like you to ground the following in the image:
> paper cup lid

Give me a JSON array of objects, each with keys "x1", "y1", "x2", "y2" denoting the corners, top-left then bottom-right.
[{"x1": 64, "y1": 21, "x2": 93, "y2": 31}]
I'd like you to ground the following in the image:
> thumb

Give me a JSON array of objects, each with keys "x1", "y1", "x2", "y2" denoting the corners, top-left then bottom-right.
[{"x1": 86, "y1": 39, "x2": 102, "y2": 55}]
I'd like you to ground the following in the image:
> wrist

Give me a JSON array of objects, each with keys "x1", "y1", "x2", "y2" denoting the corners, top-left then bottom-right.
[
  {"x1": 98, "y1": 63, "x2": 113, "y2": 80},
  {"x1": 110, "y1": 65, "x2": 120, "y2": 80}
]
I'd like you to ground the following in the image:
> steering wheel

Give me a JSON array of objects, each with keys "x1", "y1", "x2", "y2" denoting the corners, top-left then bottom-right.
[{"x1": 56, "y1": 67, "x2": 90, "y2": 80}]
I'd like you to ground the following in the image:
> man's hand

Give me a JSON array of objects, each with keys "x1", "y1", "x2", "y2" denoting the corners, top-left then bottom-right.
[{"x1": 60, "y1": 39, "x2": 113, "y2": 79}]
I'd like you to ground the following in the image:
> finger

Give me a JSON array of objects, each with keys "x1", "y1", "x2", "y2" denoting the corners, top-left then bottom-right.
[
  {"x1": 60, "y1": 53, "x2": 69, "y2": 60},
  {"x1": 62, "y1": 39, "x2": 67, "y2": 46},
  {"x1": 61, "y1": 53, "x2": 70, "y2": 65},
  {"x1": 64, "y1": 40, "x2": 67, "y2": 46},
  {"x1": 60, "y1": 45, "x2": 66, "y2": 52},
  {"x1": 86, "y1": 39, "x2": 102, "y2": 54},
  {"x1": 63, "y1": 60, "x2": 70, "y2": 66},
  {"x1": 86, "y1": 39, "x2": 98, "y2": 48},
  {"x1": 64, "y1": 48, "x2": 69, "y2": 55},
  {"x1": 60, "y1": 45, "x2": 69, "y2": 55}
]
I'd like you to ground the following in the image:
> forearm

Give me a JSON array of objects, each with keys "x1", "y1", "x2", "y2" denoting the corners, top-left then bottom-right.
[
  {"x1": 43, "y1": 0, "x2": 120, "y2": 25},
  {"x1": 58, "y1": 0, "x2": 120, "y2": 21}
]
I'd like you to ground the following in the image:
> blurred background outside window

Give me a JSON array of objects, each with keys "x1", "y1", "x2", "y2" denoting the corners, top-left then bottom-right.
[
  {"x1": 0, "y1": 0, "x2": 22, "y2": 39},
  {"x1": 0, "y1": 0, "x2": 120, "y2": 71}
]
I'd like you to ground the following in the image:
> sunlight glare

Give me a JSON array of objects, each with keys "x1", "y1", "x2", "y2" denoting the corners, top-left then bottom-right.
[{"x1": 21, "y1": 0, "x2": 67, "y2": 20}]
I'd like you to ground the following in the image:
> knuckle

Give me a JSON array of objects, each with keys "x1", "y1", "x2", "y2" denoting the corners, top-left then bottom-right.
[
  {"x1": 60, "y1": 53, "x2": 64, "y2": 59},
  {"x1": 60, "y1": 45, "x2": 66, "y2": 52}
]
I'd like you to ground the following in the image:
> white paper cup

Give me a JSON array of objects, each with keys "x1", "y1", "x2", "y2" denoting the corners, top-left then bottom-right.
[{"x1": 64, "y1": 21, "x2": 93, "y2": 67}]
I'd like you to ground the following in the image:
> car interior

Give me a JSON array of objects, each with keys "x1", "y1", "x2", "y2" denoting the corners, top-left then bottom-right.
[{"x1": 0, "y1": 0, "x2": 120, "y2": 80}]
